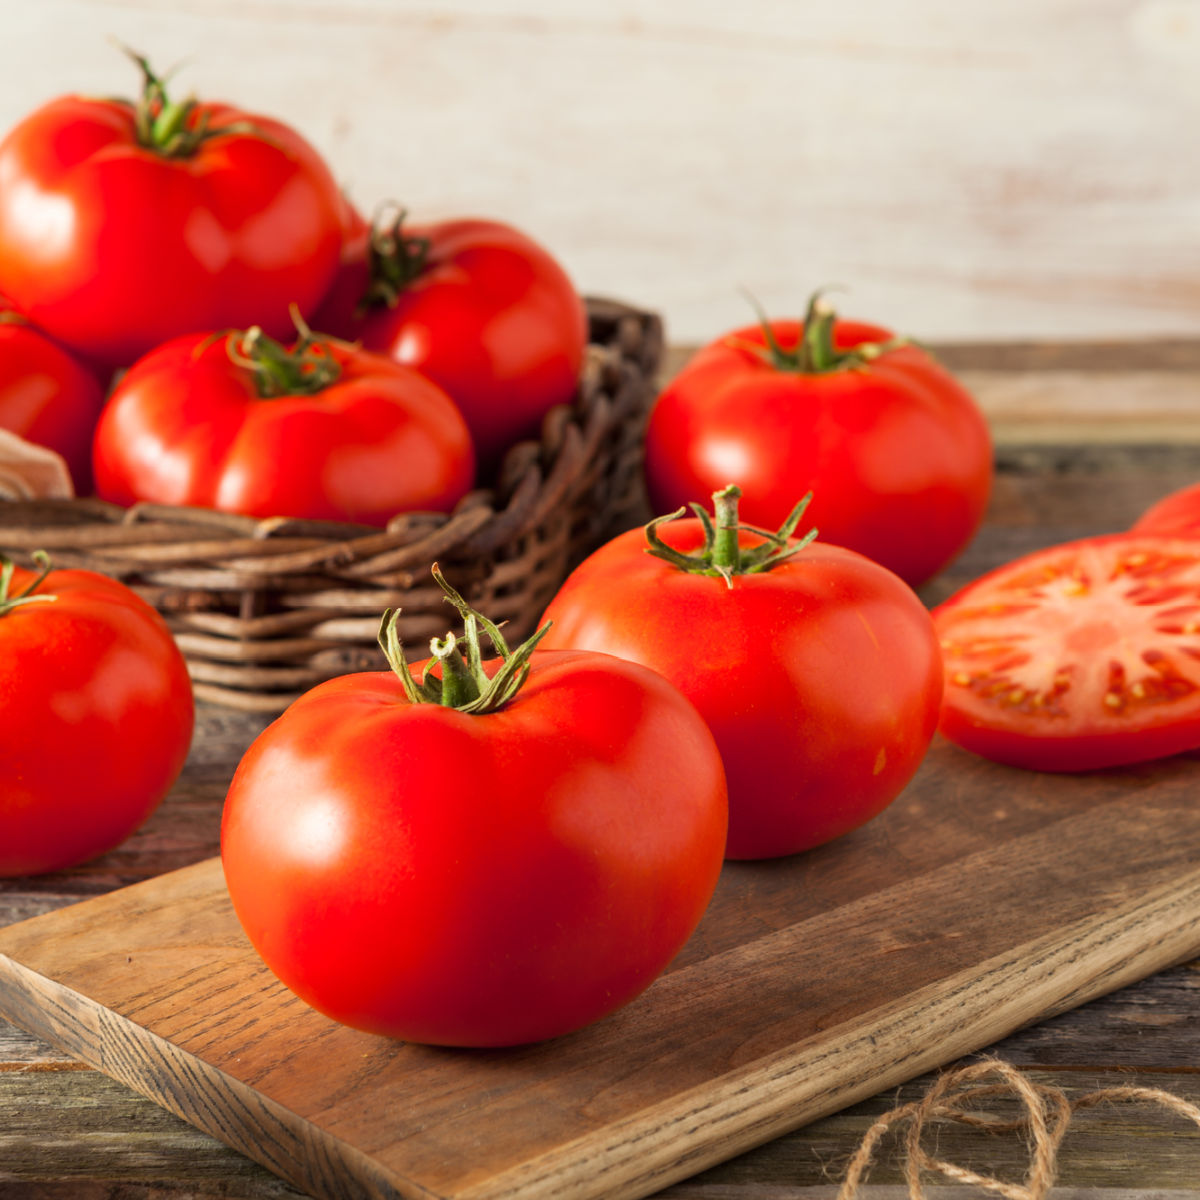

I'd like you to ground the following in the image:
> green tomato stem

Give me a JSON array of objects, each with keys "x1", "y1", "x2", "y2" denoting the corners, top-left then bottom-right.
[
  {"x1": 0, "y1": 550, "x2": 57, "y2": 618},
  {"x1": 224, "y1": 315, "x2": 343, "y2": 399},
  {"x1": 116, "y1": 45, "x2": 260, "y2": 160},
  {"x1": 740, "y1": 287, "x2": 912, "y2": 375},
  {"x1": 376, "y1": 564, "x2": 551, "y2": 713},
  {"x1": 430, "y1": 635, "x2": 481, "y2": 707},
  {"x1": 363, "y1": 206, "x2": 432, "y2": 310},
  {"x1": 644, "y1": 487, "x2": 819, "y2": 586},
  {"x1": 710, "y1": 485, "x2": 743, "y2": 573}
]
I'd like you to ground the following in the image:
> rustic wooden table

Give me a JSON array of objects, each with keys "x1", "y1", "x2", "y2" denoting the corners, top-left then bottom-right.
[{"x1": 4, "y1": 342, "x2": 1200, "y2": 1198}]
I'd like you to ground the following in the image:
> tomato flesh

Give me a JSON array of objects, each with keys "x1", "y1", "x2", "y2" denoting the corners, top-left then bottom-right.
[{"x1": 935, "y1": 534, "x2": 1200, "y2": 771}]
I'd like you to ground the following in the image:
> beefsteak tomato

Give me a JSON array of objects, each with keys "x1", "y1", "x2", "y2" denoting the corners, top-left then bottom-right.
[
  {"x1": 221, "y1": 568, "x2": 727, "y2": 1047},
  {"x1": 539, "y1": 487, "x2": 943, "y2": 859},
  {"x1": 313, "y1": 210, "x2": 587, "y2": 472},
  {"x1": 643, "y1": 292, "x2": 993, "y2": 587},
  {"x1": 934, "y1": 533, "x2": 1200, "y2": 771},
  {"x1": 0, "y1": 311, "x2": 104, "y2": 491},
  {"x1": 92, "y1": 322, "x2": 475, "y2": 526},
  {"x1": 0, "y1": 554, "x2": 194, "y2": 876},
  {"x1": 0, "y1": 54, "x2": 344, "y2": 367}
]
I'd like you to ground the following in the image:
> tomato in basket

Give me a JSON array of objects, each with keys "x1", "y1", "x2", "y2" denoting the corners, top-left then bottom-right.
[
  {"x1": 0, "y1": 311, "x2": 104, "y2": 492},
  {"x1": 539, "y1": 486, "x2": 944, "y2": 859},
  {"x1": 934, "y1": 533, "x2": 1200, "y2": 772},
  {"x1": 221, "y1": 567, "x2": 727, "y2": 1046},
  {"x1": 313, "y1": 210, "x2": 587, "y2": 473},
  {"x1": 0, "y1": 52, "x2": 344, "y2": 368},
  {"x1": 0, "y1": 554, "x2": 194, "y2": 876},
  {"x1": 643, "y1": 291, "x2": 993, "y2": 587},
  {"x1": 92, "y1": 320, "x2": 475, "y2": 526}
]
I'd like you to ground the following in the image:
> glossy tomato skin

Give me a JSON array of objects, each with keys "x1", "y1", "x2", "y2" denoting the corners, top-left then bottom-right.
[
  {"x1": 1131, "y1": 483, "x2": 1200, "y2": 539},
  {"x1": 935, "y1": 533, "x2": 1200, "y2": 772},
  {"x1": 0, "y1": 319, "x2": 104, "y2": 491},
  {"x1": 0, "y1": 96, "x2": 344, "y2": 367},
  {"x1": 644, "y1": 321, "x2": 993, "y2": 587},
  {"x1": 92, "y1": 333, "x2": 475, "y2": 525},
  {"x1": 221, "y1": 649, "x2": 727, "y2": 1047},
  {"x1": 0, "y1": 566, "x2": 194, "y2": 876},
  {"x1": 539, "y1": 521, "x2": 943, "y2": 860},
  {"x1": 314, "y1": 217, "x2": 588, "y2": 471}
]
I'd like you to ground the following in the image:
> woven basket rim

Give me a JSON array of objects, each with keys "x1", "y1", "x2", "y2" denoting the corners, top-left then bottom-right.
[{"x1": 0, "y1": 295, "x2": 664, "y2": 712}]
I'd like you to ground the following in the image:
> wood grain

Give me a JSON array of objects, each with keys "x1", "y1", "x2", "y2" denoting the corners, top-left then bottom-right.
[
  {"x1": 2, "y1": 2, "x2": 1199, "y2": 345},
  {"x1": 3, "y1": 358, "x2": 1200, "y2": 1197},
  {"x1": 3, "y1": 734, "x2": 1200, "y2": 1199}
]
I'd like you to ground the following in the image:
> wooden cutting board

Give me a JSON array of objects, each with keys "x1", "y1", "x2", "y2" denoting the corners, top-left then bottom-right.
[{"x1": 2, "y1": 736, "x2": 1200, "y2": 1200}]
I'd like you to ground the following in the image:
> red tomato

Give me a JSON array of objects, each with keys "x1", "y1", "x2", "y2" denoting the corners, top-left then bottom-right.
[
  {"x1": 0, "y1": 56, "x2": 344, "y2": 367},
  {"x1": 0, "y1": 556, "x2": 194, "y2": 876},
  {"x1": 92, "y1": 324, "x2": 475, "y2": 526},
  {"x1": 222, "y1": 571, "x2": 727, "y2": 1047},
  {"x1": 539, "y1": 487, "x2": 943, "y2": 859},
  {"x1": 0, "y1": 313, "x2": 104, "y2": 491},
  {"x1": 644, "y1": 293, "x2": 993, "y2": 587},
  {"x1": 1131, "y1": 482, "x2": 1200, "y2": 539},
  {"x1": 935, "y1": 533, "x2": 1200, "y2": 772},
  {"x1": 313, "y1": 212, "x2": 587, "y2": 471}
]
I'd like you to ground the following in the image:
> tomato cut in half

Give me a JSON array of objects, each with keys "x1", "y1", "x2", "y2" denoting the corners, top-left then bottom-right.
[{"x1": 934, "y1": 534, "x2": 1200, "y2": 772}]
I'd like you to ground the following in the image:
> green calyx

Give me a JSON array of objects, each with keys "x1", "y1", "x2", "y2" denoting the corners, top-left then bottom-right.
[
  {"x1": 742, "y1": 287, "x2": 910, "y2": 375},
  {"x1": 645, "y1": 485, "x2": 818, "y2": 589},
  {"x1": 361, "y1": 206, "x2": 431, "y2": 311},
  {"x1": 378, "y1": 564, "x2": 551, "y2": 714},
  {"x1": 0, "y1": 551, "x2": 56, "y2": 617},
  {"x1": 223, "y1": 307, "x2": 343, "y2": 399},
  {"x1": 117, "y1": 47, "x2": 256, "y2": 159}
]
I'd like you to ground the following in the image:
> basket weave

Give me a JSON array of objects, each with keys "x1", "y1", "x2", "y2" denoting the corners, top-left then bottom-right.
[{"x1": 0, "y1": 297, "x2": 663, "y2": 712}]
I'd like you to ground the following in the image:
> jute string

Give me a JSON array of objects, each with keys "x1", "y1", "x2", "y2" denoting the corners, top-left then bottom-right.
[{"x1": 837, "y1": 1056, "x2": 1200, "y2": 1198}]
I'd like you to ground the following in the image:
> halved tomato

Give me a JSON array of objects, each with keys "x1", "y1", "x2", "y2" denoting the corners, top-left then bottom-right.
[{"x1": 934, "y1": 533, "x2": 1200, "y2": 771}]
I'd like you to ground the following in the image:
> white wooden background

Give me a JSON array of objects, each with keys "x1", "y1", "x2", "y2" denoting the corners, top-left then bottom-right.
[{"x1": 1, "y1": 0, "x2": 1199, "y2": 346}]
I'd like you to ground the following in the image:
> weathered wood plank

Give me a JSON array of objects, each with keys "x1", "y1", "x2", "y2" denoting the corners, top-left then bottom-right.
[
  {"x1": 661, "y1": 351, "x2": 1200, "y2": 445},
  {"x1": 4, "y1": 1061, "x2": 1199, "y2": 1197},
  {"x1": 2, "y1": 2, "x2": 1200, "y2": 345},
  {"x1": 0, "y1": 1068, "x2": 307, "y2": 1197},
  {"x1": 665, "y1": 339, "x2": 1200, "y2": 382},
  {"x1": 6, "y1": 719, "x2": 1200, "y2": 1197},
  {"x1": 664, "y1": 1067, "x2": 1200, "y2": 1194},
  {"x1": 2, "y1": 374, "x2": 1200, "y2": 1196}
]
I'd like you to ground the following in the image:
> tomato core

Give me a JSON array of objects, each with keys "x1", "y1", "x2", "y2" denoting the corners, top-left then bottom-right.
[{"x1": 1064, "y1": 618, "x2": 1120, "y2": 655}]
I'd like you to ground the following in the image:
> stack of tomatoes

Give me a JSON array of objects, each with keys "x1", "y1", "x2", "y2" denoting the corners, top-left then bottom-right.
[
  {"x1": 0, "y1": 53, "x2": 587, "y2": 521},
  {"x1": 0, "y1": 55, "x2": 587, "y2": 889}
]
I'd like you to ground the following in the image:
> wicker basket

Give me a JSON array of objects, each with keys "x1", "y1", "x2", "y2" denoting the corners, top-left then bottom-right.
[{"x1": 0, "y1": 298, "x2": 663, "y2": 712}]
